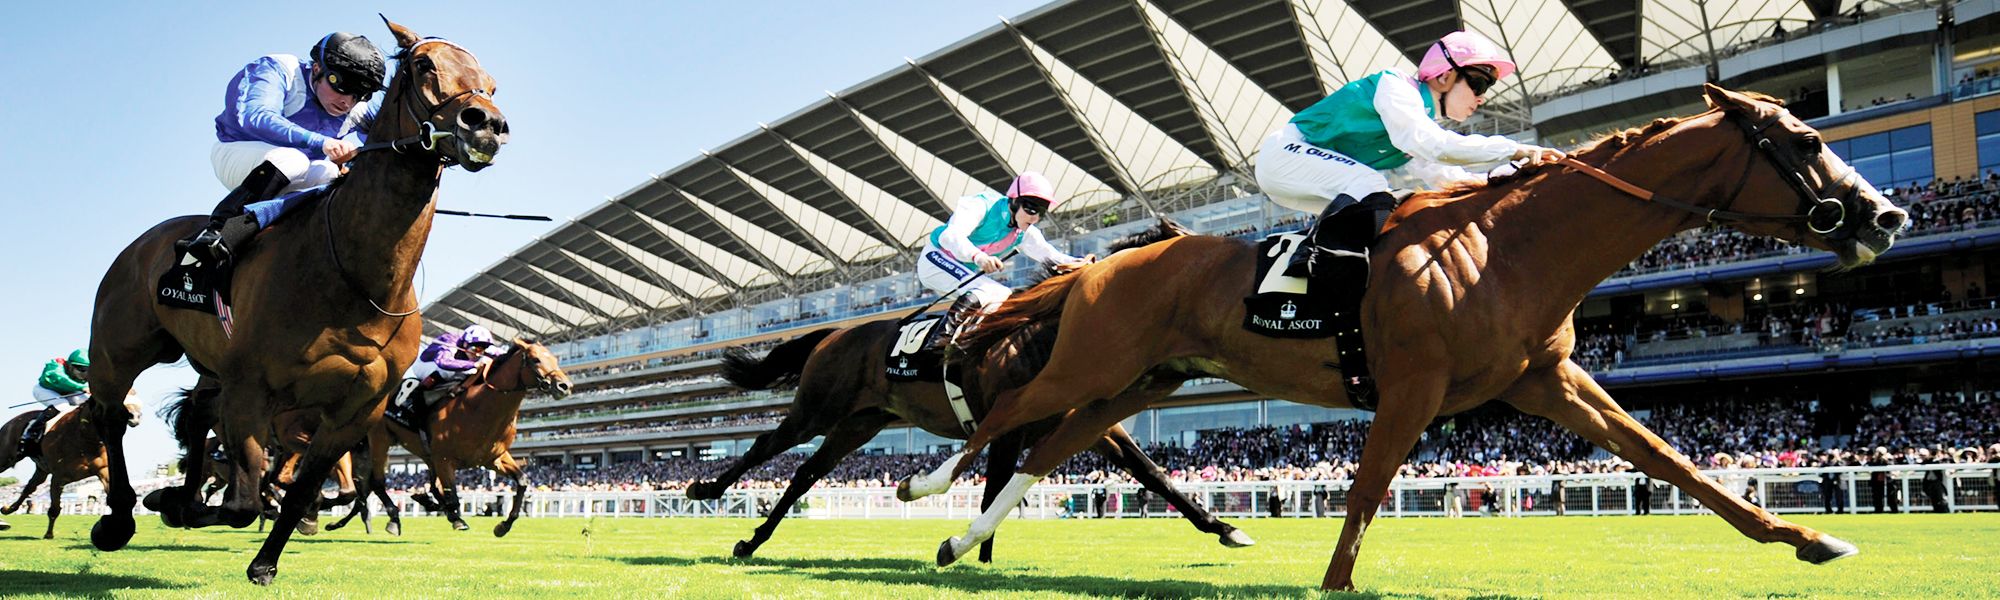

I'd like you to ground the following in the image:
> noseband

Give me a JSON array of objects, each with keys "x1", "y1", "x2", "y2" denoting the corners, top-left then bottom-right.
[
  {"x1": 1562, "y1": 108, "x2": 1865, "y2": 237},
  {"x1": 354, "y1": 37, "x2": 493, "y2": 163}
]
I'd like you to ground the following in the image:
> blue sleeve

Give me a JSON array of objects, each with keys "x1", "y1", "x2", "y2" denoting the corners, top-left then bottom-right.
[
  {"x1": 354, "y1": 100, "x2": 379, "y2": 143},
  {"x1": 233, "y1": 57, "x2": 330, "y2": 151}
]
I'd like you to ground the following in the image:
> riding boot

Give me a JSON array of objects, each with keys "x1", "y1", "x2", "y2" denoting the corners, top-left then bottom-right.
[
  {"x1": 1283, "y1": 195, "x2": 1354, "y2": 278},
  {"x1": 178, "y1": 160, "x2": 291, "y2": 264},
  {"x1": 942, "y1": 294, "x2": 988, "y2": 340},
  {"x1": 20, "y1": 407, "x2": 57, "y2": 457},
  {"x1": 1318, "y1": 191, "x2": 1400, "y2": 408}
]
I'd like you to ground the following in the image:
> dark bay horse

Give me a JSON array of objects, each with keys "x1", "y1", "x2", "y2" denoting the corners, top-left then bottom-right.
[
  {"x1": 913, "y1": 85, "x2": 1906, "y2": 590},
  {"x1": 1, "y1": 396, "x2": 142, "y2": 539},
  {"x1": 326, "y1": 339, "x2": 571, "y2": 537},
  {"x1": 84, "y1": 18, "x2": 507, "y2": 584},
  {"x1": 685, "y1": 221, "x2": 1253, "y2": 561}
]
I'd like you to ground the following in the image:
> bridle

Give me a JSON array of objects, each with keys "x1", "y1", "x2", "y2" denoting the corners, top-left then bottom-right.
[
  {"x1": 1561, "y1": 107, "x2": 1866, "y2": 238},
  {"x1": 353, "y1": 37, "x2": 494, "y2": 164},
  {"x1": 328, "y1": 37, "x2": 496, "y2": 317},
  {"x1": 479, "y1": 346, "x2": 560, "y2": 395}
]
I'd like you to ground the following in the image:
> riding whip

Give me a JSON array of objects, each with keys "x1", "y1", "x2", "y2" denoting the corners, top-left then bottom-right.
[
  {"x1": 907, "y1": 249, "x2": 1019, "y2": 316},
  {"x1": 436, "y1": 209, "x2": 554, "y2": 221}
]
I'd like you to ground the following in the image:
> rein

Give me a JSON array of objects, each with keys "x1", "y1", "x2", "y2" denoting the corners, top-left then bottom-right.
[
  {"x1": 476, "y1": 346, "x2": 539, "y2": 394},
  {"x1": 322, "y1": 37, "x2": 485, "y2": 318},
  {"x1": 1555, "y1": 109, "x2": 1860, "y2": 234}
]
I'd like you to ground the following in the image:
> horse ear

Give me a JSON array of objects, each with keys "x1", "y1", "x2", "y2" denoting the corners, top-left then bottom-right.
[
  {"x1": 380, "y1": 15, "x2": 422, "y2": 51},
  {"x1": 1702, "y1": 83, "x2": 1757, "y2": 113}
]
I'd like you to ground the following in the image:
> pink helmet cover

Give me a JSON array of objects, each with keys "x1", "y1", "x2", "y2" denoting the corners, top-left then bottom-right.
[{"x1": 1418, "y1": 30, "x2": 1517, "y2": 82}]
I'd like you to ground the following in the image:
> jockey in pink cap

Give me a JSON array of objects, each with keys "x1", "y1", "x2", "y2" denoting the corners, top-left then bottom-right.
[
  {"x1": 1255, "y1": 30, "x2": 1566, "y2": 280},
  {"x1": 916, "y1": 172, "x2": 1094, "y2": 319}
]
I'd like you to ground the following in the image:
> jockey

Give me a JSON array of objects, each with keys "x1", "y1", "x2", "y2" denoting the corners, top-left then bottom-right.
[
  {"x1": 20, "y1": 349, "x2": 89, "y2": 455},
  {"x1": 915, "y1": 172, "x2": 1093, "y2": 323},
  {"x1": 178, "y1": 31, "x2": 387, "y2": 265},
  {"x1": 1255, "y1": 30, "x2": 1566, "y2": 279},
  {"x1": 386, "y1": 325, "x2": 498, "y2": 431}
]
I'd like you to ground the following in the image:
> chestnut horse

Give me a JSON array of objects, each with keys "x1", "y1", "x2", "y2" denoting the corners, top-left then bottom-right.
[
  {"x1": 325, "y1": 339, "x2": 570, "y2": 537},
  {"x1": 683, "y1": 222, "x2": 1251, "y2": 561},
  {"x1": 83, "y1": 18, "x2": 507, "y2": 584},
  {"x1": 911, "y1": 86, "x2": 1906, "y2": 590},
  {"x1": 0, "y1": 396, "x2": 142, "y2": 539}
]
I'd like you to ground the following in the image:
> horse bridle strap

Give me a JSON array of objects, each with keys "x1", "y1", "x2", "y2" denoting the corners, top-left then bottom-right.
[
  {"x1": 354, "y1": 38, "x2": 492, "y2": 165},
  {"x1": 1559, "y1": 109, "x2": 1860, "y2": 234}
]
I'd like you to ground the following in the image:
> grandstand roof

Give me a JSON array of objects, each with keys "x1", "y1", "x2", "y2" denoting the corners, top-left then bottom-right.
[{"x1": 426, "y1": 0, "x2": 1882, "y2": 341}]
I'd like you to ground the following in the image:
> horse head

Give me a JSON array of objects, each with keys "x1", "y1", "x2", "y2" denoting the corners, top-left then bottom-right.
[
  {"x1": 1695, "y1": 84, "x2": 1907, "y2": 269},
  {"x1": 375, "y1": 17, "x2": 509, "y2": 170},
  {"x1": 499, "y1": 338, "x2": 572, "y2": 400}
]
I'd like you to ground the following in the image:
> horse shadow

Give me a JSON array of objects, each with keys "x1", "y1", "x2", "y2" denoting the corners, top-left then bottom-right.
[
  {"x1": 0, "y1": 569, "x2": 192, "y2": 598},
  {"x1": 611, "y1": 554, "x2": 1322, "y2": 598}
]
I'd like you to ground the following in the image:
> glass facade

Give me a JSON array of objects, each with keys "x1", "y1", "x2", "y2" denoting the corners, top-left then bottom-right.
[
  {"x1": 1977, "y1": 110, "x2": 2000, "y2": 176},
  {"x1": 1826, "y1": 124, "x2": 1932, "y2": 189}
]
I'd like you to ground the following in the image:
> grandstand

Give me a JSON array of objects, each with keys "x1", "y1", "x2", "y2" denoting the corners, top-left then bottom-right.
[{"x1": 400, "y1": 0, "x2": 2000, "y2": 492}]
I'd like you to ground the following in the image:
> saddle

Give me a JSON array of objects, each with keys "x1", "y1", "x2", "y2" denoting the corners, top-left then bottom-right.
[
  {"x1": 1243, "y1": 191, "x2": 1410, "y2": 410},
  {"x1": 886, "y1": 301, "x2": 982, "y2": 434},
  {"x1": 155, "y1": 186, "x2": 333, "y2": 333}
]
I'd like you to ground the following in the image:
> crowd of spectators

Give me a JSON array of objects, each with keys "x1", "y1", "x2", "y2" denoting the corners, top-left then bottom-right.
[{"x1": 383, "y1": 388, "x2": 1998, "y2": 495}]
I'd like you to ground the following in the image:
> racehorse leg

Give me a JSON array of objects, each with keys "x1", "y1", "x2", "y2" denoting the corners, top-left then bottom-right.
[
  {"x1": 84, "y1": 384, "x2": 139, "y2": 551},
  {"x1": 976, "y1": 427, "x2": 1025, "y2": 563},
  {"x1": 734, "y1": 410, "x2": 894, "y2": 559},
  {"x1": 434, "y1": 458, "x2": 469, "y2": 531},
  {"x1": 491, "y1": 453, "x2": 528, "y2": 537},
  {"x1": 1095, "y1": 424, "x2": 1254, "y2": 548},
  {"x1": 1503, "y1": 361, "x2": 1852, "y2": 562},
  {"x1": 365, "y1": 427, "x2": 402, "y2": 536},
  {"x1": 939, "y1": 393, "x2": 1153, "y2": 566},
  {"x1": 326, "y1": 453, "x2": 358, "y2": 507},
  {"x1": 688, "y1": 412, "x2": 825, "y2": 501},
  {"x1": 245, "y1": 420, "x2": 367, "y2": 585},
  {"x1": 1321, "y1": 368, "x2": 1447, "y2": 591},
  {"x1": 903, "y1": 353, "x2": 1151, "y2": 502},
  {"x1": 43, "y1": 470, "x2": 65, "y2": 540},
  {"x1": 4, "y1": 466, "x2": 48, "y2": 515},
  {"x1": 208, "y1": 390, "x2": 274, "y2": 529}
]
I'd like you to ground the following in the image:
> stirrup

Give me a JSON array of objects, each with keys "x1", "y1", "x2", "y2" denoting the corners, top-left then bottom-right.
[{"x1": 179, "y1": 228, "x2": 228, "y2": 263}]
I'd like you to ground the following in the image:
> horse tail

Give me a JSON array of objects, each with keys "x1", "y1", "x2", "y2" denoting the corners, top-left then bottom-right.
[
  {"x1": 159, "y1": 385, "x2": 218, "y2": 472},
  {"x1": 720, "y1": 328, "x2": 837, "y2": 391},
  {"x1": 957, "y1": 269, "x2": 1084, "y2": 361}
]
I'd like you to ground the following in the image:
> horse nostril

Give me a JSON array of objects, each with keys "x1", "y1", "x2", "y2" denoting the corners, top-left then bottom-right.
[
  {"x1": 492, "y1": 117, "x2": 509, "y2": 136},
  {"x1": 458, "y1": 107, "x2": 489, "y2": 130},
  {"x1": 1877, "y1": 210, "x2": 1908, "y2": 232},
  {"x1": 556, "y1": 381, "x2": 572, "y2": 394}
]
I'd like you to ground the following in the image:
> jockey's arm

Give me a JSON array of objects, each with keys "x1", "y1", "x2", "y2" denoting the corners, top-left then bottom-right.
[
  {"x1": 1373, "y1": 73, "x2": 1523, "y2": 167},
  {"x1": 1019, "y1": 227, "x2": 1089, "y2": 267},
  {"x1": 937, "y1": 194, "x2": 995, "y2": 264},
  {"x1": 233, "y1": 56, "x2": 333, "y2": 153}
]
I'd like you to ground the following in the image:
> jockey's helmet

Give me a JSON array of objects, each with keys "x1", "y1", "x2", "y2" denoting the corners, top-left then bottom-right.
[
  {"x1": 459, "y1": 325, "x2": 494, "y2": 349},
  {"x1": 66, "y1": 349, "x2": 89, "y2": 368},
  {"x1": 312, "y1": 32, "x2": 387, "y2": 98},
  {"x1": 1419, "y1": 31, "x2": 1514, "y2": 96},
  {"x1": 1006, "y1": 172, "x2": 1061, "y2": 214}
]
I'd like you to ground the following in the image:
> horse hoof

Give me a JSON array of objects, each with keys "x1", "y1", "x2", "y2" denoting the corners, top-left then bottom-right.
[
  {"x1": 1797, "y1": 535, "x2": 1859, "y2": 564},
  {"x1": 1219, "y1": 528, "x2": 1257, "y2": 548},
  {"x1": 387, "y1": 521, "x2": 402, "y2": 537},
  {"x1": 493, "y1": 522, "x2": 512, "y2": 538},
  {"x1": 142, "y1": 489, "x2": 168, "y2": 512},
  {"x1": 247, "y1": 562, "x2": 277, "y2": 586},
  {"x1": 733, "y1": 540, "x2": 759, "y2": 559},
  {"x1": 452, "y1": 520, "x2": 470, "y2": 532},
  {"x1": 936, "y1": 538, "x2": 963, "y2": 567},
  {"x1": 896, "y1": 476, "x2": 918, "y2": 503},
  {"x1": 90, "y1": 515, "x2": 135, "y2": 552},
  {"x1": 297, "y1": 519, "x2": 319, "y2": 536},
  {"x1": 325, "y1": 520, "x2": 346, "y2": 532}
]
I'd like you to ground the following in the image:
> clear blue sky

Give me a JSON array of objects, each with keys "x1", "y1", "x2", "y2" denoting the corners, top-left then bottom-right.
[{"x1": 0, "y1": 1, "x2": 1045, "y2": 481}]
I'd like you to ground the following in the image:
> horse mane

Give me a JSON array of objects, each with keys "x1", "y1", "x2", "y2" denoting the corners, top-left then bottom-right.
[{"x1": 1105, "y1": 217, "x2": 1196, "y2": 254}]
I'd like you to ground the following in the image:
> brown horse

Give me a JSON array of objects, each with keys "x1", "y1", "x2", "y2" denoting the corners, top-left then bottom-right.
[
  {"x1": 84, "y1": 18, "x2": 506, "y2": 584},
  {"x1": 0, "y1": 397, "x2": 142, "y2": 539},
  {"x1": 326, "y1": 338, "x2": 571, "y2": 537},
  {"x1": 913, "y1": 86, "x2": 1906, "y2": 590},
  {"x1": 683, "y1": 221, "x2": 1252, "y2": 561}
]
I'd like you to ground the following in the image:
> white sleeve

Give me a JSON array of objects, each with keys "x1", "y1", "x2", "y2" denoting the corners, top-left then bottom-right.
[
  {"x1": 936, "y1": 195, "x2": 990, "y2": 260},
  {"x1": 1017, "y1": 226, "x2": 1077, "y2": 264},
  {"x1": 1403, "y1": 156, "x2": 1486, "y2": 189},
  {"x1": 1374, "y1": 74, "x2": 1523, "y2": 166}
]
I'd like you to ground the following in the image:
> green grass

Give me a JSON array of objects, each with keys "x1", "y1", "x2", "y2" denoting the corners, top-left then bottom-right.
[{"x1": 0, "y1": 512, "x2": 1993, "y2": 598}]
